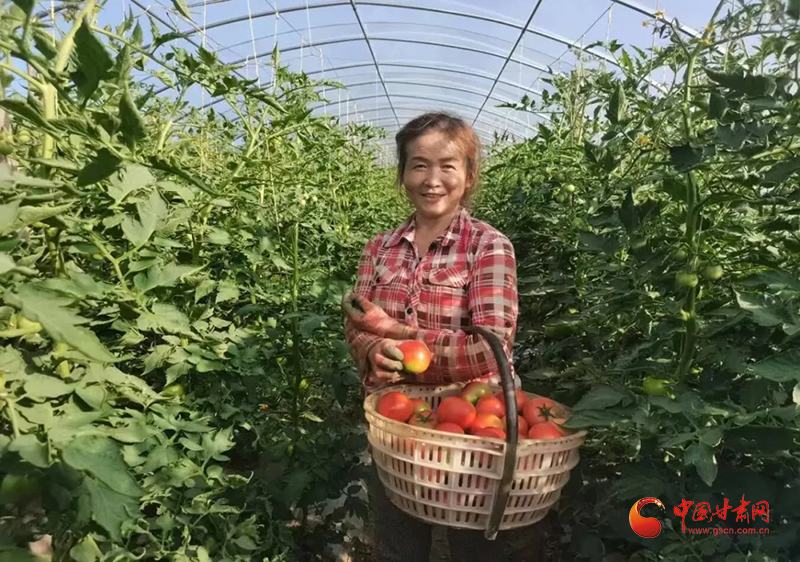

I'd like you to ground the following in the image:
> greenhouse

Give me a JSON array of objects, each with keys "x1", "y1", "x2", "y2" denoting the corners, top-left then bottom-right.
[{"x1": 0, "y1": 0, "x2": 798, "y2": 561}]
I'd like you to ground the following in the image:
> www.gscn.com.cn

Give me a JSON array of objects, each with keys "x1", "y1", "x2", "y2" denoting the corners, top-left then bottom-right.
[
  {"x1": 684, "y1": 527, "x2": 770, "y2": 536},
  {"x1": 629, "y1": 496, "x2": 770, "y2": 539}
]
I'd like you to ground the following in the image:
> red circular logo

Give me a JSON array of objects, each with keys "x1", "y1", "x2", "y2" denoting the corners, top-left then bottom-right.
[{"x1": 629, "y1": 497, "x2": 665, "y2": 538}]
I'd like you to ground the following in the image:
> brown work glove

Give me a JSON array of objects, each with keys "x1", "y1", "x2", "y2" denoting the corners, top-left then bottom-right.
[{"x1": 365, "y1": 338, "x2": 409, "y2": 386}]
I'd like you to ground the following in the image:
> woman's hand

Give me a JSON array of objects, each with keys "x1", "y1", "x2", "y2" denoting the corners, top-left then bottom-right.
[
  {"x1": 342, "y1": 291, "x2": 417, "y2": 340},
  {"x1": 366, "y1": 338, "x2": 408, "y2": 386}
]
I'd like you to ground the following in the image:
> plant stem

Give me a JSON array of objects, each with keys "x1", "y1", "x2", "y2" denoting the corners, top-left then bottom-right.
[
  {"x1": 0, "y1": 62, "x2": 44, "y2": 92},
  {"x1": 41, "y1": 0, "x2": 98, "y2": 160},
  {"x1": 673, "y1": 0, "x2": 727, "y2": 382},
  {"x1": 290, "y1": 222, "x2": 302, "y2": 427},
  {"x1": 5, "y1": 397, "x2": 21, "y2": 439}
]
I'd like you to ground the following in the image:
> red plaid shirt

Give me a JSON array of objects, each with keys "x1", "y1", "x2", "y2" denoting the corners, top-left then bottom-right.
[{"x1": 344, "y1": 206, "x2": 518, "y2": 394}]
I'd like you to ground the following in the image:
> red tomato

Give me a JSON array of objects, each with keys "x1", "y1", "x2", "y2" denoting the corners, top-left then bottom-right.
[
  {"x1": 523, "y1": 397, "x2": 558, "y2": 426},
  {"x1": 476, "y1": 395, "x2": 506, "y2": 418},
  {"x1": 470, "y1": 413, "x2": 503, "y2": 432},
  {"x1": 527, "y1": 421, "x2": 565, "y2": 440},
  {"x1": 410, "y1": 398, "x2": 432, "y2": 414},
  {"x1": 376, "y1": 391, "x2": 414, "y2": 422},
  {"x1": 408, "y1": 410, "x2": 437, "y2": 428},
  {"x1": 397, "y1": 340, "x2": 432, "y2": 373},
  {"x1": 460, "y1": 381, "x2": 492, "y2": 405},
  {"x1": 495, "y1": 389, "x2": 529, "y2": 412},
  {"x1": 473, "y1": 427, "x2": 506, "y2": 439},
  {"x1": 436, "y1": 396, "x2": 476, "y2": 429},
  {"x1": 436, "y1": 422, "x2": 465, "y2": 434},
  {"x1": 517, "y1": 415, "x2": 529, "y2": 437}
]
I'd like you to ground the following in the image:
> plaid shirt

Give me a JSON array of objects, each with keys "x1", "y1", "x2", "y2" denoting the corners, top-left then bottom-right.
[{"x1": 344, "y1": 206, "x2": 518, "y2": 394}]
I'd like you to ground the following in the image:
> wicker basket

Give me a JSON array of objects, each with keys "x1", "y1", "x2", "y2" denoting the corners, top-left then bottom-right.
[{"x1": 363, "y1": 326, "x2": 586, "y2": 539}]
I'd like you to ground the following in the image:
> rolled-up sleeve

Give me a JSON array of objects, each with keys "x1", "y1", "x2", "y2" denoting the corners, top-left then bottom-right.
[
  {"x1": 344, "y1": 238, "x2": 383, "y2": 383},
  {"x1": 415, "y1": 234, "x2": 518, "y2": 384}
]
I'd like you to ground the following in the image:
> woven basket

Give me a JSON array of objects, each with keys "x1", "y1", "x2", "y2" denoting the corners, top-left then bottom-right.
[{"x1": 363, "y1": 326, "x2": 586, "y2": 539}]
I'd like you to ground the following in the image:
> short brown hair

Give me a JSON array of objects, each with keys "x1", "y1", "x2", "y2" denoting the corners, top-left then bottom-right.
[{"x1": 394, "y1": 112, "x2": 482, "y2": 208}]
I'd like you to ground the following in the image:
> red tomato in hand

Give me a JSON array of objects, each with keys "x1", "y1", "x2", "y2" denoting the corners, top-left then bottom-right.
[
  {"x1": 377, "y1": 391, "x2": 414, "y2": 422},
  {"x1": 436, "y1": 422, "x2": 465, "y2": 434},
  {"x1": 437, "y1": 396, "x2": 476, "y2": 429},
  {"x1": 527, "y1": 421, "x2": 565, "y2": 440},
  {"x1": 408, "y1": 410, "x2": 437, "y2": 428},
  {"x1": 397, "y1": 340, "x2": 432, "y2": 373},
  {"x1": 523, "y1": 397, "x2": 558, "y2": 426},
  {"x1": 476, "y1": 395, "x2": 506, "y2": 418}
]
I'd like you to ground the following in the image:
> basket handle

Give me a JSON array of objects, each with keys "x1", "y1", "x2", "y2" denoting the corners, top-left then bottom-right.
[{"x1": 462, "y1": 325, "x2": 518, "y2": 541}]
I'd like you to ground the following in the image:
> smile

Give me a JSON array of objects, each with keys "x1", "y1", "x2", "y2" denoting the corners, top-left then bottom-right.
[{"x1": 423, "y1": 194, "x2": 444, "y2": 199}]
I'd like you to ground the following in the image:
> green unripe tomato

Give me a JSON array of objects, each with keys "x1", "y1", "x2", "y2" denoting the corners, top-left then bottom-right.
[
  {"x1": 675, "y1": 271, "x2": 698, "y2": 288},
  {"x1": 673, "y1": 248, "x2": 688, "y2": 260},
  {"x1": 162, "y1": 383, "x2": 185, "y2": 398},
  {"x1": 17, "y1": 130, "x2": 31, "y2": 144},
  {"x1": 563, "y1": 184, "x2": 576, "y2": 193},
  {"x1": 642, "y1": 376, "x2": 675, "y2": 398},
  {"x1": 0, "y1": 130, "x2": 13, "y2": 156},
  {"x1": 701, "y1": 264, "x2": 724, "y2": 281}
]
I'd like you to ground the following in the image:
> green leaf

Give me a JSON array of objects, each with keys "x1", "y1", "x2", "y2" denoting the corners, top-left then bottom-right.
[
  {"x1": 735, "y1": 290, "x2": 786, "y2": 327},
  {"x1": 107, "y1": 164, "x2": 154, "y2": 204},
  {"x1": 0, "y1": 200, "x2": 20, "y2": 234},
  {"x1": 137, "y1": 303, "x2": 192, "y2": 335},
  {"x1": 789, "y1": 0, "x2": 800, "y2": 19},
  {"x1": 700, "y1": 427, "x2": 723, "y2": 447},
  {"x1": 77, "y1": 148, "x2": 122, "y2": 187},
  {"x1": 763, "y1": 157, "x2": 800, "y2": 185},
  {"x1": 215, "y1": 281, "x2": 239, "y2": 304},
  {"x1": 0, "y1": 99, "x2": 56, "y2": 134},
  {"x1": 669, "y1": 145, "x2": 703, "y2": 172},
  {"x1": 14, "y1": 202, "x2": 74, "y2": 230},
  {"x1": 578, "y1": 232, "x2": 619, "y2": 254},
  {"x1": 71, "y1": 19, "x2": 113, "y2": 100},
  {"x1": 69, "y1": 535, "x2": 102, "y2": 562},
  {"x1": 707, "y1": 91, "x2": 728, "y2": 120},
  {"x1": 559, "y1": 409, "x2": 620, "y2": 428},
  {"x1": 121, "y1": 189, "x2": 168, "y2": 248},
  {"x1": 0, "y1": 253, "x2": 15, "y2": 274},
  {"x1": 573, "y1": 384, "x2": 627, "y2": 410},
  {"x1": 232, "y1": 536, "x2": 257, "y2": 551},
  {"x1": 748, "y1": 351, "x2": 800, "y2": 383},
  {"x1": 119, "y1": 88, "x2": 147, "y2": 148},
  {"x1": 172, "y1": 0, "x2": 192, "y2": 19},
  {"x1": 201, "y1": 427, "x2": 235, "y2": 462},
  {"x1": 684, "y1": 443, "x2": 717, "y2": 486},
  {"x1": 78, "y1": 477, "x2": 140, "y2": 542},
  {"x1": 648, "y1": 395, "x2": 682, "y2": 413},
  {"x1": 8, "y1": 434, "x2": 48, "y2": 467},
  {"x1": 619, "y1": 188, "x2": 637, "y2": 234},
  {"x1": 705, "y1": 68, "x2": 777, "y2": 97},
  {"x1": 299, "y1": 314, "x2": 325, "y2": 338},
  {"x1": 133, "y1": 262, "x2": 200, "y2": 293},
  {"x1": 24, "y1": 374, "x2": 75, "y2": 399},
  {"x1": 6, "y1": 285, "x2": 117, "y2": 363},
  {"x1": 11, "y1": 0, "x2": 35, "y2": 18},
  {"x1": 42, "y1": 272, "x2": 111, "y2": 299},
  {"x1": 76, "y1": 385, "x2": 107, "y2": 409},
  {"x1": 206, "y1": 227, "x2": 230, "y2": 245},
  {"x1": 62, "y1": 435, "x2": 143, "y2": 497},
  {"x1": 793, "y1": 383, "x2": 800, "y2": 405},
  {"x1": 607, "y1": 82, "x2": 626, "y2": 124}
]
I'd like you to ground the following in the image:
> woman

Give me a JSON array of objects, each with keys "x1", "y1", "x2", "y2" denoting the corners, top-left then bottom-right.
[{"x1": 342, "y1": 112, "x2": 519, "y2": 561}]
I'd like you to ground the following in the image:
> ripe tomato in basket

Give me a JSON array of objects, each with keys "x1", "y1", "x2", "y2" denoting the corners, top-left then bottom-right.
[
  {"x1": 523, "y1": 397, "x2": 559, "y2": 425},
  {"x1": 376, "y1": 391, "x2": 414, "y2": 422},
  {"x1": 409, "y1": 398, "x2": 431, "y2": 414},
  {"x1": 436, "y1": 396, "x2": 476, "y2": 429},
  {"x1": 408, "y1": 410, "x2": 437, "y2": 428},
  {"x1": 517, "y1": 415, "x2": 529, "y2": 437},
  {"x1": 476, "y1": 395, "x2": 505, "y2": 418},
  {"x1": 470, "y1": 413, "x2": 503, "y2": 433},
  {"x1": 473, "y1": 426, "x2": 506, "y2": 439},
  {"x1": 495, "y1": 388, "x2": 529, "y2": 411},
  {"x1": 528, "y1": 421, "x2": 566, "y2": 439},
  {"x1": 435, "y1": 422, "x2": 465, "y2": 434}
]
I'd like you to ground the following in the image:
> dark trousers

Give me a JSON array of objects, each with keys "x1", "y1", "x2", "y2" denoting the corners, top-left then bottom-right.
[{"x1": 367, "y1": 464, "x2": 508, "y2": 561}]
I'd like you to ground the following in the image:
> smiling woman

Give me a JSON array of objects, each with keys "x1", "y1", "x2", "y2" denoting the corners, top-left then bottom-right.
[{"x1": 341, "y1": 111, "x2": 520, "y2": 561}]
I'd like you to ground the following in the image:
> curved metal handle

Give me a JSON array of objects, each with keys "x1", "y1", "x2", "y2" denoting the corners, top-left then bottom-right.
[{"x1": 462, "y1": 325, "x2": 517, "y2": 541}]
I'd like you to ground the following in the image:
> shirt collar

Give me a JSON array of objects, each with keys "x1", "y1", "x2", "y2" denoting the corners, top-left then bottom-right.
[{"x1": 383, "y1": 206, "x2": 469, "y2": 249}]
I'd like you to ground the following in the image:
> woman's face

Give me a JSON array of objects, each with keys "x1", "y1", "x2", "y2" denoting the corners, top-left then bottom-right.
[{"x1": 402, "y1": 130, "x2": 471, "y2": 222}]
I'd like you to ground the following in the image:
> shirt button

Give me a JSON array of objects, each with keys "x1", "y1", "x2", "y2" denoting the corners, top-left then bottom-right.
[
  {"x1": 406, "y1": 307, "x2": 413, "y2": 315},
  {"x1": 429, "y1": 243, "x2": 437, "y2": 251}
]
